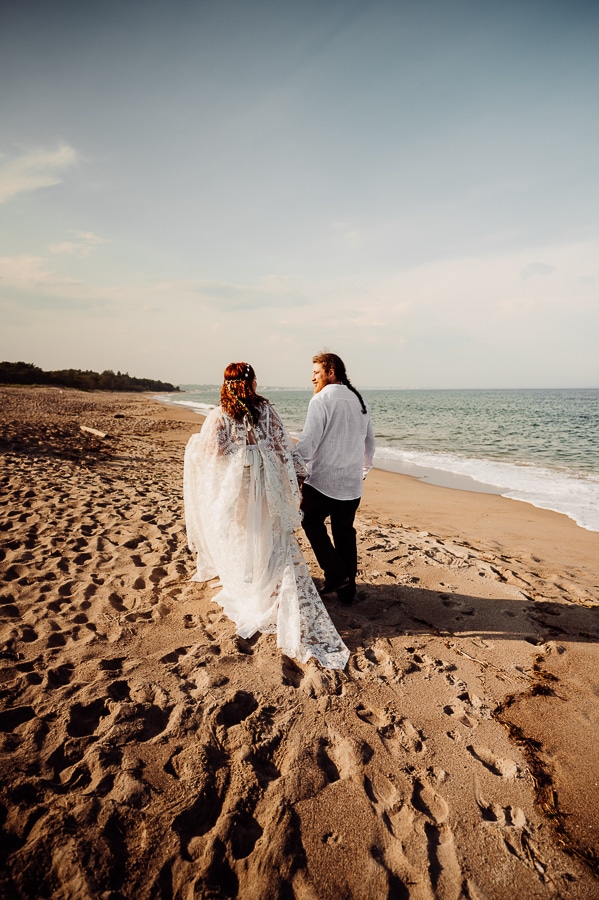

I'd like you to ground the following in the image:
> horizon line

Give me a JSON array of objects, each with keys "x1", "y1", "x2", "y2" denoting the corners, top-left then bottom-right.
[{"x1": 177, "y1": 384, "x2": 599, "y2": 392}]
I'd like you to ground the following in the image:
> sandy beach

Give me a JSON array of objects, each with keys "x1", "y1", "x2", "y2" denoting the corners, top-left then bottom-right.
[{"x1": 1, "y1": 386, "x2": 598, "y2": 899}]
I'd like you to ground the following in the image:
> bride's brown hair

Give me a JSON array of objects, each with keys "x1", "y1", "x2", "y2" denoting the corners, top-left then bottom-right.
[{"x1": 220, "y1": 362, "x2": 266, "y2": 425}]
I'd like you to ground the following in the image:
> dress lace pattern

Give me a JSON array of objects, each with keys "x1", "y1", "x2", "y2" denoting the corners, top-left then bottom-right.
[{"x1": 184, "y1": 403, "x2": 350, "y2": 670}]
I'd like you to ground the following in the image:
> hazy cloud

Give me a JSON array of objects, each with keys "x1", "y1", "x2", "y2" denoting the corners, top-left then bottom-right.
[
  {"x1": 49, "y1": 231, "x2": 110, "y2": 257},
  {"x1": 0, "y1": 254, "x2": 109, "y2": 311},
  {"x1": 521, "y1": 261, "x2": 557, "y2": 281},
  {"x1": 0, "y1": 145, "x2": 77, "y2": 203},
  {"x1": 194, "y1": 279, "x2": 306, "y2": 311},
  {"x1": 150, "y1": 276, "x2": 308, "y2": 311},
  {"x1": 0, "y1": 255, "x2": 67, "y2": 290}
]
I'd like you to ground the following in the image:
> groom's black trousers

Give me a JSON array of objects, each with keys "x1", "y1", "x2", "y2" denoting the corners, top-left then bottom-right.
[{"x1": 300, "y1": 483, "x2": 361, "y2": 595}]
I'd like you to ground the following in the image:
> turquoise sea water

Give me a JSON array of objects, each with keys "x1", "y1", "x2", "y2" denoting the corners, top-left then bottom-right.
[{"x1": 161, "y1": 387, "x2": 599, "y2": 533}]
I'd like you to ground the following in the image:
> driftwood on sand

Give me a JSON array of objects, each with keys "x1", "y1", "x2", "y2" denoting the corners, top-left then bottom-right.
[{"x1": 80, "y1": 424, "x2": 108, "y2": 439}]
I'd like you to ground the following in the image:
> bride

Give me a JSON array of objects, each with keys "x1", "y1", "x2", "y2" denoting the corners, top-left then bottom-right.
[{"x1": 183, "y1": 362, "x2": 349, "y2": 670}]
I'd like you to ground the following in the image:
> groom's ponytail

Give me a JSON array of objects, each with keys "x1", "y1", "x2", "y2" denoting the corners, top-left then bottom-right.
[{"x1": 313, "y1": 352, "x2": 367, "y2": 414}]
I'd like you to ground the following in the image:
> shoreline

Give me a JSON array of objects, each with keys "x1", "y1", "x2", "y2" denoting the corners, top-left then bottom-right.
[
  {"x1": 155, "y1": 392, "x2": 599, "y2": 535},
  {"x1": 1, "y1": 386, "x2": 598, "y2": 897},
  {"x1": 154, "y1": 393, "x2": 599, "y2": 555},
  {"x1": 373, "y1": 456, "x2": 506, "y2": 495},
  {"x1": 362, "y1": 468, "x2": 599, "y2": 593}
]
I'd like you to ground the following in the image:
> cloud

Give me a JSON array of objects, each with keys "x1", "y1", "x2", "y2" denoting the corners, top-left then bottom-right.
[
  {"x1": 151, "y1": 275, "x2": 308, "y2": 310},
  {"x1": 0, "y1": 258, "x2": 300, "y2": 314},
  {"x1": 49, "y1": 231, "x2": 110, "y2": 257},
  {"x1": 0, "y1": 254, "x2": 109, "y2": 311},
  {"x1": 0, "y1": 145, "x2": 77, "y2": 203},
  {"x1": 0, "y1": 255, "x2": 70, "y2": 290},
  {"x1": 195, "y1": 279, "x2": 306, "y2": 311},
  {"x1": 521, "y1": 261, "x2": 557, "y2": 280},
  {"x1": 0, "y1": 256, "x2": 299, "y2": 317}
]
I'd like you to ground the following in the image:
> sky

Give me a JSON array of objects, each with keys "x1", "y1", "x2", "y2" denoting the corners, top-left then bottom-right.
[{"x1": 1, "y1": 0, "x2": 598, "y2": 389}]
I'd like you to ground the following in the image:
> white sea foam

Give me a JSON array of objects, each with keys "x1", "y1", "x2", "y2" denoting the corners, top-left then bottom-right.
[
  {"x1": 158, "y1": 389, "x2": 599, "y2": 533},
  {"x1": 375, "y1": 446, "x2": 599, "y2": 532},
  {"x1": 155, "y1": 396, "x2": 215, "y2": 415}
]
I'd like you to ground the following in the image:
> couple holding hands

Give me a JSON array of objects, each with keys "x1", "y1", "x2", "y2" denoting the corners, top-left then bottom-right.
[{"x1": 184, "y1": 352, "x2": 375, "y2": 670}]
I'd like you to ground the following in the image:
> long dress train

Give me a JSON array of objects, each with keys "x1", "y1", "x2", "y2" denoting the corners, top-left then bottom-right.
[{"x1": 183, "y1": 403, "x2": 349, "y2": 670}]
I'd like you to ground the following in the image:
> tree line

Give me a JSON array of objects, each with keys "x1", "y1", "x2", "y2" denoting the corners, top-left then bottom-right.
[{"x1": 0, "y1": 361, "x2": 180, "y2": 393}]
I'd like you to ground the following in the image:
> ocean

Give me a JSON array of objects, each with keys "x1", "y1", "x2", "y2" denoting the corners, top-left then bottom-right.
[{"x1": 160, "y1": 387, "x2": 599, "y2": 533}]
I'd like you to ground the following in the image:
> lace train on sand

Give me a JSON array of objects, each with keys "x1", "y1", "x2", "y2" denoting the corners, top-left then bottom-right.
[{"x1": 184, "y1": 404, "x2": 349, "y2": 670}]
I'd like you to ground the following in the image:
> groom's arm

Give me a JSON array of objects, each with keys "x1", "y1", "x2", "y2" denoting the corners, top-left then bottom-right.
[
  {"x1": 295, "y1": 397, "x2": 326, "y2": 465},
  {"x1": 363, "y1": 413, "x2": 376, "y2": 478}
]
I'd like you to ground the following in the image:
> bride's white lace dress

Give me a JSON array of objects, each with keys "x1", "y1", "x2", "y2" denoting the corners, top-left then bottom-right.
[{"x1": 184, "y1": 403, "x2": 349, "y2": 670}]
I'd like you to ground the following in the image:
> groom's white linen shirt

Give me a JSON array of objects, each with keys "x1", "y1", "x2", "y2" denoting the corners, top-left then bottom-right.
[{"x1": 296, "y1": 384, "x2": 376, "y2": 501}]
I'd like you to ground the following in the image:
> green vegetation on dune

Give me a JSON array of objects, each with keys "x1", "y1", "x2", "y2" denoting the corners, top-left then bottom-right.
[{"x1": 0, "y1": 361, "x2": 179, "y2": 393}]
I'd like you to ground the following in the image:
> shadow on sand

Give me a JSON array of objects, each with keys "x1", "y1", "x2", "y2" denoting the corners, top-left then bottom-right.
[{"x1": 328, "y1": 581, "x2": 599, "y2": 651}]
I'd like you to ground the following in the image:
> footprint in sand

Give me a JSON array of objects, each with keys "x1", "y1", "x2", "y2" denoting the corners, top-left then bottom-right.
[
  {"x1": 467, "y1": 744, "x2": 520, "y2": 779},
  {"x1": 0, "y1": 705, "x2": 36, "y2": 732},
  {"x1": 114, "y1": 695, "x2": 174, "y2": 743},
  {"x1": 299, "y1": 665, "x2": 343, "y2": 698},
  {"x1": 4, "y1": 565, "x2": 25, "y2": 582},
  {"x1": 99, "y1": 656, "x2": 125, "y2": 672},
  {"x1": 108, "y1": 592, "x2": 126, "y2": 612},
  {"x1": 411, "y1": 777, "x2": 449, "y2": 824},
  {"x1": 124, "y1": 610, "x2": 153, "y2": 623},
  {"x1": 149, "y1": 566, "x2": 167, "y2": 585},
  {"x1": 58, "y1": 580, "x2": 77, "y2": 598},
  {"x1": 281, "y1": 656, "x2": 303, "y2": 689},
  {"x1": 0, "y1": 603, "x2": 19, "y2": 619},
  {"x1": 477, "y1": 799, "x2": 527, "y2": 828},
  {"x1": 395, "y1": 718, "x2": 427, "y2": 754},
  {"x1": 223, "y1": 802, "x2": 264, "y2": 861},
  {"x1": 439, "y1": 594, "x2": 461, "y2": 609},
  {"x1": 350, "y1": 641, "x2": 399, "y2": 680},
  {"x1": 106, "y1": 680, "x2": 131, "y2": 701},
  {"x1": 171, "y1": 771, "x2": 227, "y2": 860},
  {"x1": 355, "y1": 702, "x2": 392, "y2": 730},
  {"x1": 241, "y1": 745, "x2": 281, "y2": 788},
  {"x1": 316, "y1": 738, "x2": 340, "y2": 784},
  {"x1": 160, "y1": 645, "x2": 192, "y2": 666},
  {"x1": 46, "y1": 662, "x2": 75, "y2": 688},
  {"x1": 474, "y1": 797, "x2": 549, "y2": 879},
  {"x1": 18, "y1": 625, "x2": 38, "y2": 643},
  {"x1": 215, "y1": 690, "x2": 258, "y2": 727},
  {"x1": 67, "y1": 698, "x2": 110, "y2": 738},
  {"x1": 443, "y1": 705, "x2": 475, "y2": 729},
  {"x1": 356, "y1": 704, "x2": 426, "y2": 755},
  {"x1": 46, "y1": 631, "x2": 68, "y2": 649},
  {"x1": 73, "y1": 552, "x2": 92, "y2": 566},
  {"x1": 317, "y1": 730, "x2": 368, "y2": 784},
  {"x1": 363, "y1": 770, "x2": 398, "y2": 811},
  {"x1": 424, "y1": 821, "x2": 464, "y2": 897}
]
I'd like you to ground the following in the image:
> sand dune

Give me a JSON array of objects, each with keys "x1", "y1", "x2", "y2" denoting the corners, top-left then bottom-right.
[{"x1": 1, "y1": 387, "x2": 598, "y2": 898}]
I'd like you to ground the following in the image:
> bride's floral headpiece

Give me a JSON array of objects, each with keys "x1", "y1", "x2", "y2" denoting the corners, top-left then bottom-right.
[
  {"x1": 224, "y1": 363, "x2": 251, "y2": 384},
  {"x1": 223, "y1": 364, "x2": 254, "y2": 427}
]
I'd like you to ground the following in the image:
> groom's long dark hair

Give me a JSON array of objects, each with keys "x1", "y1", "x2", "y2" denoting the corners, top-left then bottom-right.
[{"x1": 313, "y1": 352, "x2": 367, "y2": 414}]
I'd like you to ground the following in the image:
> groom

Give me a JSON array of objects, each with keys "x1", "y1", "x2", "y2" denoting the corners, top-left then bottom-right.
[{"x1": 296, "y1": 352, "x2": 375, "y2": 606}]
